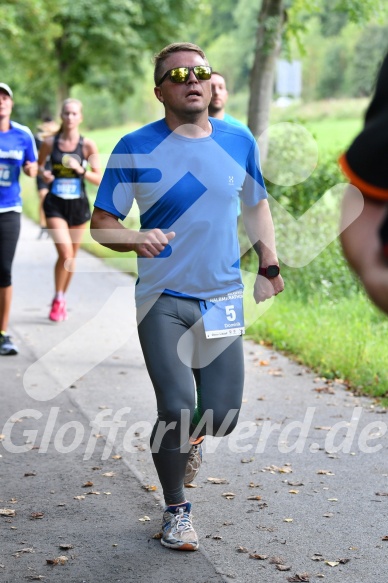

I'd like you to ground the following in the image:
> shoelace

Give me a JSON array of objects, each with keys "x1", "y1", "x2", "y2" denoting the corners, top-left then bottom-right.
[{"x1": 172, "y1": 508, "x2": 193, "y2": 532}]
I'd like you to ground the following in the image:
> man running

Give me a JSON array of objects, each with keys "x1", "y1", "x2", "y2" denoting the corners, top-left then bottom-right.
[
  {"x1": 209, "y1": 71, "x2": 247, "y2": 128},
  {"x1": 0, "y1": 83, "x2": 37, "y2": 355},
  {"x1": 91, "y1": 42, "x2": 283, "y2": 551}
]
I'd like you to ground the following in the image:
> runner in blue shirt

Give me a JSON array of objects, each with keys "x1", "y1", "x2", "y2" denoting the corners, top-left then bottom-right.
[
  {"x1": 91, "y1": 42, "x2": 284, "y2": 552},
  {"x1": 0, "y1": 83, "x2": 37, "y2": 355}
]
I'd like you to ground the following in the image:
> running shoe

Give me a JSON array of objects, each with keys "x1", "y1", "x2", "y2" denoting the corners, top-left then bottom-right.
[
  {"x1": 49, "y1": 298, "x2": 67, "y2": 322},
  {"x1": 184, "y1": 437, "x2": 204, "y2": 485},
  {"x1": 0, "y1": 333, "x2": 18, "y2": 355},
  {"x1": 161, "y1": 502, "x2": 198, "y2": 551}
]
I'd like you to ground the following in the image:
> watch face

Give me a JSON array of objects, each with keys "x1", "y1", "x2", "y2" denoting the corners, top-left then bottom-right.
[{"x1": 266, "y1": 265, "x2": 280, "y2": 277}]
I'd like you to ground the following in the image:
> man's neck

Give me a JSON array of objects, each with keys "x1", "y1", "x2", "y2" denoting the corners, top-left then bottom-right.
[
  {"x1": 165, "y1": 111, "x2": 212, "y2": 137},
  {"x1": 0, "y1": 117, "x2": 11, "y2": 132},
  {"x1": 208, "y1": 108, "x2": 224, "y2": 120}
]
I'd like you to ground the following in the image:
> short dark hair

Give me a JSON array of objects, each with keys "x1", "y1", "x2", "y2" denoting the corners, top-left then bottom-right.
[{"x1": 154, "y1": 42, "x2": 208, "y2": 86}]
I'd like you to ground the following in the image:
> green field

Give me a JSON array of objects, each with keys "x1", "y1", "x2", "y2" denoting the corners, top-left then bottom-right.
[{"x1": 21, "y1": 100, "x2": 387, "y2": 403}]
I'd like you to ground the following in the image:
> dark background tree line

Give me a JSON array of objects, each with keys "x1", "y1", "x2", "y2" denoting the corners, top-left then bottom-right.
[{"x1": 0, "y1": 0, "x2": 387, "y2": 130}]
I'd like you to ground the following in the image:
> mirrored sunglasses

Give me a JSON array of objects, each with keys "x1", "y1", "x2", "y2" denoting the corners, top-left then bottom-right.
[{"x1": 157, "y1": 66, "x2": 212, "y2": 86}]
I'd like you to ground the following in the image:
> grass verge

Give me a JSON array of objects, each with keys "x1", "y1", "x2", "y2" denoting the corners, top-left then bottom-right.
[{"x1": 244, "y1": 289, "x2": 388, "y2": 404}]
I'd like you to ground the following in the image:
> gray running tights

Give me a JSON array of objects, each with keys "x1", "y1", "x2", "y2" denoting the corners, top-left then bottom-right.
[{"x1": 137, "y1": 294, "x2": 244, "y2": 505}]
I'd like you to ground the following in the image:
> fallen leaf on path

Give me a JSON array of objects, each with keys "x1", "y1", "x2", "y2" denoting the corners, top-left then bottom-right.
[
  {"x1": 25, "y1": 576, "x2": 45, "y2": 581},
  {"x1": 247, "y1": 495, "x2": 262, "y2": 500},
  {"x1": 184, "y1": 483, "x2": 198, "y2": 488},
  {"x1": 249, "y1": 553, "x2": 268, "y2": 560},
  {"x1": 212, "y1": 535, "x2": 222, "y2": 540},
  {"x1": 375, "y1": 492, "x2": 388, "y2": 496},
  {"x1": 287, "y1": 573, "x2": 310, "y2": 582},
  {"x1": 30, "y1": 512, "x2": 44, "y2": 519},
  {"x1": 327, "y1": 498, "x2": 338, "y2": 502},
  {"x1": 241, "y1": 457, "x2": 254, "y2": 463},
  {"x1": 276, "y1": 564, "x2": 291, "y2": 571},
  {"x1": 289, "y1": 490, "x2": 299, "y2": 494},
  {"x1": 138, "y1": 516, "x2": 151, "y2": 522},
  {"x1": 268, "y1": 369, "x2": 283, "y2": 376},
  {"x1": 269, "y1": 556, "x2": 287, "y2": 565},
  {"x1": 0, "y1": 508, "x2": 16, "y2": 517},
  {"x1": 222, "y1": 492, "x2": 235, "y2": 499},
  {"x1": 24, "y1": 472, "x2": 36, "y2": 477},
  {"x1": 263, "y1": 464, "x2": 292, "y2": 474},
  {"x1": 136, "y1": 444, "x2": 147, "y2": 451},
  {"x1": 325, "y1": 561, "x2": 339, "y2": 567},
  {"x1": 317, "y1": 470, "x2": 335, "y2": 476},
  {"x1": 283, "y1": 518, "x2": 293, "y2": 522},
  {"x1": 287, "y1": 481, "x2": 304, "y2": 487},
  {"x1": 152, "y1": 532, "x2": 162, "y2": 539},
  {"x1": 311, "y1": 554, "x2": 324, "y2": 561},
  {"x1": 59, "y1": 544, "x2": 73, "y2": 550},
  {"x1": 314, "y1": 426, "x2": 332, "y2": 431},
  {"x1": 85, "y1": 491, "x2": 100, "y2": 495},
  {"x1": 82, "y1": 481, "x2": 94, "y2": 488},
  {"x1": 0, "y1": 434, "x2": 5, "y2": 441},
  {"x1": 13, "y1": 548, "x2": 34, "y2": 556},
  {"x1": 46, "y1": 556, "x2": 68, "y2": 566},
  {"x1": 102, "y1": 472, "x2": 115, "y2": 477},
  {"x1": 314, "y1": 386, "x2": 335, "y2": 394},
  {"x1": 112, "y1": 455, "x2": 122, "y2": 460},
  {"x1": 207, "y1": 477, "x2": 228, "y2": 484},
  {"x1": 73, "y1": 496, "x2": 85, "y2": 501},
  {"x1": 382, "y1": 536, "x2": 388, "y2": 541},
  {"x1": 236, "y1": 546, "x2": 249, "y2": 553},
  {"x1": 143, "y1": 484, "x2": 157, "y2": 491}
]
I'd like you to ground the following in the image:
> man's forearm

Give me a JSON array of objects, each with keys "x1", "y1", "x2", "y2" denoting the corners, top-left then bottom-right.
[{"x1": 242, "y1": 199, "x2": 279, "y2": 267}]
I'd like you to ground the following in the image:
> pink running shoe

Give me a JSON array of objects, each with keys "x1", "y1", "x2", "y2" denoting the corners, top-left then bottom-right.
[{"x1": 49, "y1": 298, "x2": 67, "y2": 322}]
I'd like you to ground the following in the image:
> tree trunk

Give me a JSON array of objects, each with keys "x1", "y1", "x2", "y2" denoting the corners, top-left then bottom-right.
[{"x1": 248, "y1": 0, "x2": 285, "y2": 161}]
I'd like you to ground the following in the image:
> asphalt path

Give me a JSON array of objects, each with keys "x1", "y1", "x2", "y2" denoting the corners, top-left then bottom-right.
[{"x1": 1, "y1": 216, "x2": 387, "y2": 583}]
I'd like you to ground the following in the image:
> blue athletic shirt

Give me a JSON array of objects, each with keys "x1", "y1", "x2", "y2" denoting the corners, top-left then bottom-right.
[
  {"x1": 0, "y1": 121, "x2": 37, "y2": 213},
  {"x1": 94, "y1": 118, "x2": 267, "y2": 306}
]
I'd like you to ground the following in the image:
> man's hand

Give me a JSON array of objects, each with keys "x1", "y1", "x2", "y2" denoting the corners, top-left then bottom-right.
[
  {"x1": 134, "y1": 229, "x2": 176, "y2": 258},
  {"x1": 253, "y1": 273, "x2": 284, "y2": 304},
  {"x1": 23, "y1": 161, "x2": 38, "y2": 178}
]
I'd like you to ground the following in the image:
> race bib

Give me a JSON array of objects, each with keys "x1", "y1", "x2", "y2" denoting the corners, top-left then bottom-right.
[
  {"x1": 52, "y1": 177, "x2": 82, "y2": 199},
  {"x1": 0, "y1": 163, "x2": 17, "y2": 187},
  {"x1": 200, "y1": 291, "x2": 245, "y2": 339}
]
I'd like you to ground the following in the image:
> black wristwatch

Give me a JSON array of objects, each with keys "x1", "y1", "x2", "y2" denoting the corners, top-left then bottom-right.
[{"x1": 258, "y1": 265, "x2": 280, "y2": 278}]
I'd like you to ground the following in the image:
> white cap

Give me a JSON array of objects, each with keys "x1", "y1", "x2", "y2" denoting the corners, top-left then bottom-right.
[{"x1": 0, "y1": 83, "x2": 13, "y2": 98}]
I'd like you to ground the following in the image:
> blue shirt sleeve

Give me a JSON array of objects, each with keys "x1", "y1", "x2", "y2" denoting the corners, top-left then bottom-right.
[
  {"x1": 94, "y1": 138, "x2": 135, "y2": 221},
  {"x1": 240, "y1": 138, "x2": 267, "y2": 206}
]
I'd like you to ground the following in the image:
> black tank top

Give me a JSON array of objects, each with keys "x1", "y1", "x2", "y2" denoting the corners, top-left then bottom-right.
[{"x1": 49, "y1": 134, "x2": 86, "y2": 199}]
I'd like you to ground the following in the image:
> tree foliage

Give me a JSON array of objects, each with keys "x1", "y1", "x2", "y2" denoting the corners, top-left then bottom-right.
[{"x1": 0, "y1": 0, "x2": 202, "y2": 120}]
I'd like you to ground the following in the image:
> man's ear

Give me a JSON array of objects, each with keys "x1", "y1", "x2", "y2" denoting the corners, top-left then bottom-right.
[{"x1": 154, "y1": 87, "x2": 164, "y2": 103}]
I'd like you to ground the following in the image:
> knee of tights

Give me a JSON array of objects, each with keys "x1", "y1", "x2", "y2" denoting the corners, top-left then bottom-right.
[{"x1": 201, "y1": 408, "x2": 241, "y2": 437}]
